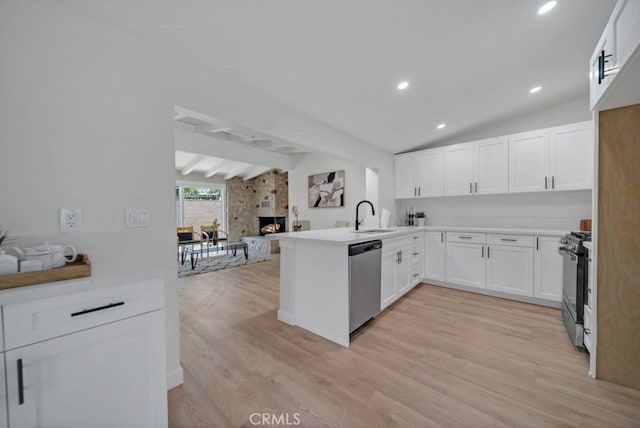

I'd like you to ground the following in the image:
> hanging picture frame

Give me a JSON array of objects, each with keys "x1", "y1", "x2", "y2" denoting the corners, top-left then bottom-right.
[{"x1": 308, "y1": 170, "x2": 345, "y2": 208}]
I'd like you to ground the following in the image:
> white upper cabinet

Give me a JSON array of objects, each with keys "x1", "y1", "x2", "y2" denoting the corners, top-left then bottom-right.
[
  {"x1": 590, "y1": 0, "x2": 640, "y2": 110},
  {"x1": 549, "y1": 121, "x2": 594, "y2": 191},
  {"x1": 415, "y1": 148, "x2": 444, "y2": 197},
  {"x1": 509, "y1": 121, "x2": 593, "y2": 193},
  {"x1": 509, "y1": 129, "x2": 549, "y2": 193},
  {"x1": 475, "y1": 137, "x2": 509, "y2": 194},
  {"x1": 395, "y1": 153, "x2": 416, "y2": 199},
  {"x1": 395, "y1": 148, "x2": 444, "y2": 198},
  {"x1": 394, "y1": 120, "x2": 593, "y2": 199},
  {"x1": 444, "y1": 143, "x2": 475, "y2": 195}
]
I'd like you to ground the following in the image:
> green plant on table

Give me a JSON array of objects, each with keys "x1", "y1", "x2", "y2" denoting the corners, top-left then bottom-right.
[{"x1": 415, "y1": 212, "x2": 425, "y2": 219}]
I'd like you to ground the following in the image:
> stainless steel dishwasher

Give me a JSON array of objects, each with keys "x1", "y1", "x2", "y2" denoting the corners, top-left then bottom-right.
[{"x1": 349, "y1": 240, "x2": 382, "y2": 333}]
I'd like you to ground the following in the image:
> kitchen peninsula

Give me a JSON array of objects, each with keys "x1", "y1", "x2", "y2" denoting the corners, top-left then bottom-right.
[
  {"x1": 277, "y1": 227, "x2": 423, "y2": 346},
  {"x1": 277, "y1": 225, "x2": 568, "y2": 347}
]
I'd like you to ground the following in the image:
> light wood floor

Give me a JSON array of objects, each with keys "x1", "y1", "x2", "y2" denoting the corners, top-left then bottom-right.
[{"x1": 168, "y1": 255, "x2": 640, "y2": 428}]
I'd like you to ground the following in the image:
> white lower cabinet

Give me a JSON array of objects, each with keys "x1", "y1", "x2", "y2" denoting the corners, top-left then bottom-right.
[
  {"x1": 0, "y1": 353, "x2": 6, "y2": 428},
  {"x1": 533, "y1": 236, "x2": 564, "y2": 301},
  {"x1": 445, "y1": 241, "x2": 486, "y2": 289},
  {"x1": 381, "y1": 233, "x2": 422, "y2": 310},
  {"x1": 424, "y1": 231, "x2": 446, "y2": 281},
  {"x1": 0, "y1": 279, "x2": 167, "y2": 428},
  {"x1": 485, "y1": 245, "x2": 534, "y2": 296}
]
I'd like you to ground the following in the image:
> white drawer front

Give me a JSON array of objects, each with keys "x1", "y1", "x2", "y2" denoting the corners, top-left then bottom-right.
[
  {"x1": 487, "y1": 234, "x2": 534, "y2": 248},
  {"x1": 447, "y1": 232, "x2": 486, "y2": 244},
  {"x1": 3, "y1": 278, "x2": 164, "y2": 351}
]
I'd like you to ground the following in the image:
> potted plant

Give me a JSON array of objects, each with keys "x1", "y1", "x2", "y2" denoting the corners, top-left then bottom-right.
[{"x1": 415, "y1": 212, "x2": 426, "y2": 227}]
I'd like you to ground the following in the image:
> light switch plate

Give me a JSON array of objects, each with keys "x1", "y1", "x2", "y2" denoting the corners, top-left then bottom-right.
[{"x1": 126, "y1": 209, "x2": 150, "y2": 228}]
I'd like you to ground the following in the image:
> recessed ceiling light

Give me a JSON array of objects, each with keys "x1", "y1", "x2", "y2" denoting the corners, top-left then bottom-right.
[
  {"x1": 538, "y1": 1, "x2": 557, "y2": 15},
  {"x1": 529, "y1": 86, "x2": 542, "y2": 94},
  {"x1": 437, "y1": 123, "x2": 446, "y2": 129},
  {"x1": 397, "y1": 81, "x2": 409, "y2": 90}
]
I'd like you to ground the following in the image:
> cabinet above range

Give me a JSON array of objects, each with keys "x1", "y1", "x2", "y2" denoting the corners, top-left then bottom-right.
[{"x1": 394, "y1": 120, "x2": 593, "y2": 200}]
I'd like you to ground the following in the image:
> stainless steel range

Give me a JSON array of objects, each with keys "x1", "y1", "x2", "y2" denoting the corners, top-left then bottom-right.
[{"x1": 559, "y1": 231, "x2": 591, "y2": 350}]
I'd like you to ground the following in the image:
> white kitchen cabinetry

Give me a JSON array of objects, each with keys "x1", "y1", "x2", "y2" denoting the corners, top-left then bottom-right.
[
  {"x1": 395, "y1": 149, "x2": 443, "y2": 198},
  {"x1": 509, "y1": 122, "x2": 593, "y2": 193},
  {"x1": 408, "y1": 233, "x2": 424, "y2": 289},
  {"x1": 590, "y1": 0, "x2": 640, "y2": 110},
  {"x1": 394, "y1": 153, "x2": 416, "y2": 199},
  {"x1": 424, "y1": 231, "x2": 446, "y2": 281},
  {"x1": 485, "y1": 236, "x2": 534, "y2": 297},
  {"x1": 381, "y1": 233, "x2": 422, "y2": 310},
  {"x1": 533, "y1": 236, "x2": 564, "y2": 302},
  {"x1": 508, "y1": 129, "x2": 550, "y2": 192},
  {"x1": 0, "y1": 353, "x2": 6, "y2": 428},
  {"x1": 549, "y1": 122, "x2": 594, "y2": 191},
  {"x1": 0, "y1": 279, "x2": 167, "y2": 428},
  {"x1": 444, "y1": 137, "x2": 508, "y2": 196},
  {"x1": 475, "y1": 137, "x2": 509, "y2": 194},
  {"x1": 444, "y1": 143, "x2": 475, "y2": 196},
  {"x1": 445, "y1": 233, "x2": 486, "y2": 289},
  {"x1": 415, "y1": 149, "x2": 444, "y2": 197}
]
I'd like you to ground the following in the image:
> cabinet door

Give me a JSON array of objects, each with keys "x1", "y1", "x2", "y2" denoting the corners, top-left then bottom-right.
[
  {"x1": 424, "y1": 231, "x2": 446, "y2": 281},
  {"x1": 549, "y1": 122, "x2": 594, "y2": 191},
  {"x1": 381, "y1": 251, "x2": 398, "y2": 310},
  {"x1": 6, "y1": 311, "x2": 167, "y2": 428},
  {"x1": 485, "y1": 245, "x2": 534, "y2": 296},
  {"x1": 444, "y1": 143, "x2": 474, "y2": 196},
  {"x1": 590, "y1": 25, "x2": 615, "y2": 110},
  {"x1": 395, "y1": 154, "x2": 416, "y2": 199},
  {"x1": 397, "y1": 248, "x2": 412, "y2": 295},
  {"x1": 445, "y1": 242, "x2": 485, "y2": 288},
  {"x1": 613, "y1": 0, "x2": 640, "y2": 72},
  {"x1": 508, "y1": 130, "x2": 549, "y2": 193},
  {"x1": 415, "y1": 148, "x2": 444, "y2": 197},
  {"x1": 0, "y1": 353, "x2": 6, "y2": 428},
  {"x1": 533, "y1": 236, "x2": 563, "y2": 301},
  {"x1": 475, "y1": 137, "x2": 508, "y2": 194}
]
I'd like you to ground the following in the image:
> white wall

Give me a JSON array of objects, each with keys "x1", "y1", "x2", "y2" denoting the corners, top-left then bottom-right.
[
  {"x1": 397, "y1": 191, "x2": 592, "y2": 230},
  {"x1": 0, "y1": 1, "x2": 395, "y2": 388},
  {"x1": 289, "y1": 154, "x2": 384, "y2": 230}
]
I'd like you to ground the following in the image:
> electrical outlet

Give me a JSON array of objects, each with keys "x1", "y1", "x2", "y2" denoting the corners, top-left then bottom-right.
[{"x1": 60, "y1": 208, "x2": 82, "y2": 232}]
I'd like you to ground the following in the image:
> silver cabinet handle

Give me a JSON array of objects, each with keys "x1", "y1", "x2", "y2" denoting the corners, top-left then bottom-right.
[
  {"x1": 481, "y1": 246, "x2": 484, "y2": 258},
  {"x1": 441, "y1": 232, "x2": 444, "y2": 243},
  {"x1": 413, "y1": 274, "x2": 419, "y2": 278},
  {"x1": 414, "y1": 187, "x2": 417, "y2": 196},
  {"x1": 469, "y1": 183, "x2": 473, "y2": 193},
  {"x1": 413, "y1": 252, "x2": 419, "y2": 256},
  {"x1": 475, "y1": 182, "x2": 478, "y2": 193},
  {"x1": 413, "y1": 236, "x2": 419, "y2": 240},
  {"x1": 545, "y1": 176, "x2": 548, "y2": 189},
  {"x1": 501, "y1": 238, "x2": 517, "y2": 242},
  {"x1": 487, "y1": 246, "x2": 490, "y2": 258},
  {"x1": 584, "y1": 328, "x2": 591, "y2": 335},
  {"x1": 459, "y1": 236, "x2": 472, "y2": 239},
  {"x1": 418, "y1": 187, "x2": 421, "y2": 196},
  {"x1": 536, "y1": 237, "x2": 539, "y2": 250},
  {"x1": 552, "y1": 176, "x2": 555, "y2": 189}
]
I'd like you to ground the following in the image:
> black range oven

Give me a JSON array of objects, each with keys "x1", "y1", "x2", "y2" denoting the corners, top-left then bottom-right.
[{"x1": 560, "y1": 231, "x2": 591, "y2": 350}]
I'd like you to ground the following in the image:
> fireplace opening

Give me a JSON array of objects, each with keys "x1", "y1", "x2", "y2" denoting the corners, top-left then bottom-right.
[{"x1": 259, "y1": 216, "x2": 286, "y2": 236}]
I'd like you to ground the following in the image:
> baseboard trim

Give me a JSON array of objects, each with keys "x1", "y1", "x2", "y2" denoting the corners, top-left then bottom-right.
[
  {"x1": 167, "y1": 366, "x2": 184, "y2": 390},
  {"x1": 277, "y1": 309, "x2": 295, "y2": 325},
  {"x1": 422, "y1": 279, "x2": 562, "y2": 309}
]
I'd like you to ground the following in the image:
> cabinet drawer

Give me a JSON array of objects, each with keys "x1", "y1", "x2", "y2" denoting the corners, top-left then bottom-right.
[
  {"x1": 487, "y1": 234, "x2": 533, "y2": 248},
  {"x1": 410, "y1": 264, "x2": 422, "y2": 285},
  {"x1": 3, "y1": 278, "x2": 164, "y2": 351},
  {"x1": 583, "y1": 305, "x2": 593, "y2": 352},
  {"x1": 410, "y1": 245, "x2": 422, "y2": 265},
  {"x1": 447, "y1": 232, "x2": 485, "y2": 244}
]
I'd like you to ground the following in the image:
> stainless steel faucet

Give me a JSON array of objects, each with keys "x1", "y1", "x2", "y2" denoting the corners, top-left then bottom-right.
[{"x1": 355, "y1": 200, "x2": 375, "y2": 231}]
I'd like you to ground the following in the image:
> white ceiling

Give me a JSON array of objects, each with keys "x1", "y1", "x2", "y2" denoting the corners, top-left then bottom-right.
[{"x1": 69, "y1": 0, "x2": 615, "y2": 154}]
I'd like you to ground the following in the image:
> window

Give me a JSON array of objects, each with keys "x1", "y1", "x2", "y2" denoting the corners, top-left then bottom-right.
[{"x1": 175, "y1": 184, "x2": 225, "y2": 231}]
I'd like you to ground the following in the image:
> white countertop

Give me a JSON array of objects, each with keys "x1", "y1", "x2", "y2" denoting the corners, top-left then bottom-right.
[{"x1": 274, "y1": 225, "x2": 569, "y2": 245}]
